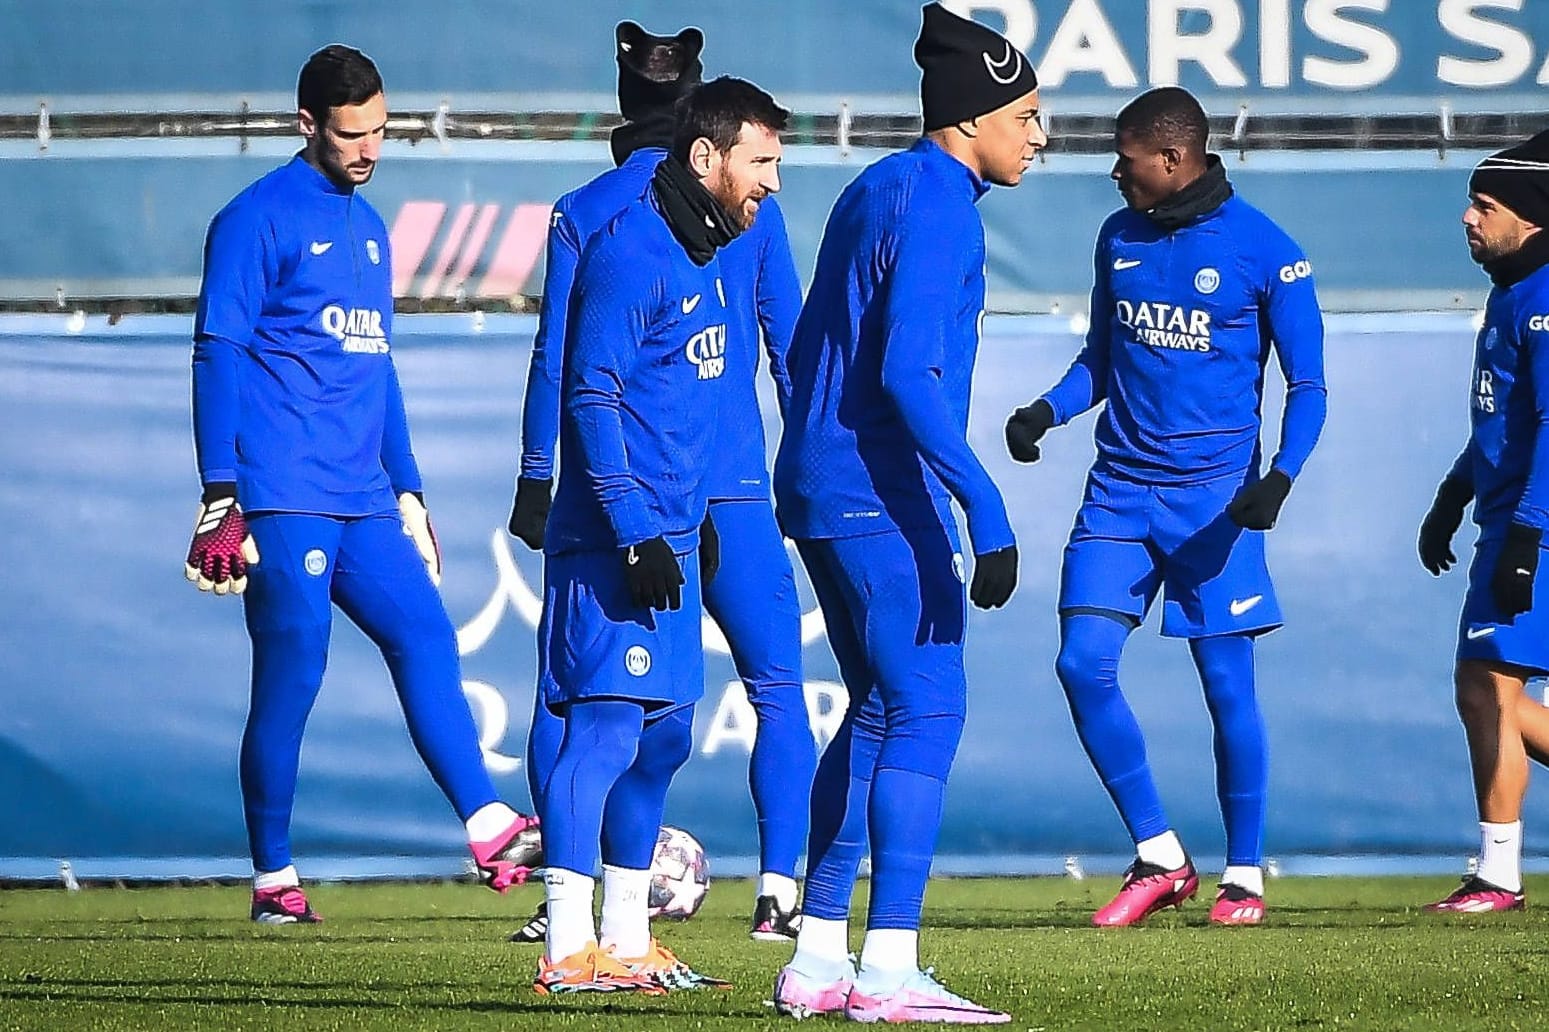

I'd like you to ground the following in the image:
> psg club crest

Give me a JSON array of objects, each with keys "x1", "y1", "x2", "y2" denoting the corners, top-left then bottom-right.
[
  {"x1": 1194, "y1": 267, "x2": 1220, "y2": 294},
  {"x1": 366, "y1": 239, "x2": 381, "y2": 265}
]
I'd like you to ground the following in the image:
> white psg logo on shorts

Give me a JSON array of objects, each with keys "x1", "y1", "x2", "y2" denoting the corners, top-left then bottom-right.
[
  {"x1": 624, "y1": 645, "x2": 652, "y2": 677},
  {"x1": 366, "y1": 239, "x2": 381, "y2": 265},
  {"x1": 1194, "y1": 267, "x2": 1220, "y2": 294},
  {"x1": 303, "y1": 549, "x2": 328, "y2": 576},
  {"x1": 952, "y1": 552, "x2": 965, "y2": 584}
]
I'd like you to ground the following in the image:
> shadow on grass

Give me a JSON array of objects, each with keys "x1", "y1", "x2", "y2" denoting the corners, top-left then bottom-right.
[{"x1": 0, "y1": 984, "x2": 766, "y2": 1019}]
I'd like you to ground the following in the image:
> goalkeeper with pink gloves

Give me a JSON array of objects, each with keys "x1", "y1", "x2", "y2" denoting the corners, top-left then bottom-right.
[{"x1": 185, "y1": 43, "x2": 539, "y2": 924}]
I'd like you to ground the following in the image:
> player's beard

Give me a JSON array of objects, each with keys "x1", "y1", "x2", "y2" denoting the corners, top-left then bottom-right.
[{"x1": 711, "y1": 166, "x2": 762, "y2": 232}]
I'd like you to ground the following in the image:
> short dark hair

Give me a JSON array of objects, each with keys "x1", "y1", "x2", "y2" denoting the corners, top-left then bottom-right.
[
  {"x1": 1116, "y1": 86, "x2": 1209, "y2": 156},
  {"x1": 671, "y1": 76, "x2": 789, "y2": 162},
  {"x1": 298, "y1": 44, "x2": 384, "y2": 127}
]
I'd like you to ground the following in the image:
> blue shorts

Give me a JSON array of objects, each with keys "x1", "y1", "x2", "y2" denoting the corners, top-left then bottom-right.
[
  {"x1": 1060, "y1": 470, "x2": 1282, "y2": 639},
  {"x1": 538, "y1": 547, "x2": 705, "y2": 709},
  {"x1": 1456, "y1": 534, "x2": 1549, "y2": 673}
]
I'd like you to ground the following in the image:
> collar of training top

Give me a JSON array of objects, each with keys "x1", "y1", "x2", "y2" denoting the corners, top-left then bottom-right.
[
  {"x1": 913, "y1": 136, "x2": 991, "y2": 202},
  {"x1": 1144, "y1": 153, "x2": 1233, "y2": 232},
  {"x1": 289, "y1": 152, "x2": 355, "y2": 196}
]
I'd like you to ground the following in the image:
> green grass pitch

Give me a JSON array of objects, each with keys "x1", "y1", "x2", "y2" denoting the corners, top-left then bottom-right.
[{"x1": 0, "y1": 876, "x2": 1545, "y2": 1030}]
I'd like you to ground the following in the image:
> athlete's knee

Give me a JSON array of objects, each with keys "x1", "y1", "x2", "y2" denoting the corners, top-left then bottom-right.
[{"x1": 1055, "y1": 626, "x2": 1120, "y2": 696}]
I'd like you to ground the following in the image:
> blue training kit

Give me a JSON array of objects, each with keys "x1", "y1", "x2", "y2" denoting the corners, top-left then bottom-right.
[
  {"x1": 534, "y1": 178, "x2": 730, "y2": 881},
  {"x1": 1043, "y1": 182, "x2": 1326, "y2": 871},
  {"x1": 1450, "y1": 261, "x2": 1549, "y2": 670},
  {"x1": 774, "y1": 137, "x2": 1010, "y2": 931},
  {"x1": 520, "y1": 147, "x2": 813, "y2": 880},
  {"x1": 192, "y1": 155, "x2": 497, "y2": 874}
]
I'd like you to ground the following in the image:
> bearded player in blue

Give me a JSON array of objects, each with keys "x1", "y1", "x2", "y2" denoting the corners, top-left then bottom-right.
[
  {"x1": 1418, "y1": 132, "x2": 1549, "y2": 914},
  {"x1": 508, "y1": 23, "x2": 812, "y2": 944},
  {"x1": 185, "y1": 45, "x2": 540, "y2": 924},
  {"x1": 530, "y1": 77, "x2": 789, "y2": 996},
  {"x1": 1006, "y1": 87, "x2": 1326, "y2": 928},
  {"x1": 772, "y1": 5, "x2": 1041, "y2": 1024}
]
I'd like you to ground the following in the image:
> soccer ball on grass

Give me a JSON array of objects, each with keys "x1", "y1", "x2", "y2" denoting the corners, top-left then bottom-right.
[{"x1": 647, "y1": 825, "x2": 709, "y2": 919}]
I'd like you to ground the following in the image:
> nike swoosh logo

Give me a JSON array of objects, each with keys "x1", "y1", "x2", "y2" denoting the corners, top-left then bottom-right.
[
  {"x1": 982, "y1": 42, "x2": 1023, "y2": 85},
  {"x1": 1492, "y1": 838, "x2": 1512, "y2": 844},
  {"x1": 1466, "y1": 626, "x2": 1496, "y2": 640},
  {"x1": 310, "y1": 241, "x2": 333, "y2": 255},
  {"x1": 681, "y1": 294, "x2": 702, "y2": 314},
  {"x1": 1113, "y1": 258, "x2": 1142, "y2": 270},
  {"x1": 1229, "y1": 595, "x2": 1264, "y2": 617}
]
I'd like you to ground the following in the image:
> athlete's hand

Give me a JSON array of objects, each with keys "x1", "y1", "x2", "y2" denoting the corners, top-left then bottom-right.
[
  {"x1": 184, "y1": 484, "x2": 259, "y2": 594},
  {"x1": 1492, "y1": 522, "x2": 1541, "y2": 619},
  {"x1": 1418, "y1": 476, "x2": 1473, "y2": 575},
  {"x1": 508, "y1": 476, "x2": 553, "y2": 551},
  {"x1": 699, "y1": 510, "x2": 720, "y2": 588},
  {"x1": 969, "y1": 545, "x2": 1018, "y2": 610},
  {"x1": 399, "y1": 491, "x2": 442, "y2": 587},
  {"x1": 1005, "y1": 400, "x2": 1055, "y2": 464},
  {"x1": 1227, "y1": 470, "x2": 1292, "y2": 530},
  {"x1": 622, "y1": 536, "x2": 684, "y2": 611}
]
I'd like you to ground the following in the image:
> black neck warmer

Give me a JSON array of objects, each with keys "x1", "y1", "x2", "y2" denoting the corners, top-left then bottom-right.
[
  {"x1": 1484, "y1": 228, "x2": 1549, "y2": 288},
  {"x1": 1145, "y1": 154, "x2": 1233, "y2": 232},
  {"x1": 610, "y1": 116, "x2": 674, "y2": 166},
  {"x1": 651, "y1": 155, "x2": 741, "y2": 266}
]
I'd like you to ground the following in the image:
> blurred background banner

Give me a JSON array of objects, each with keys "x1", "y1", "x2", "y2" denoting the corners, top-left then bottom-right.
[
  {"x1": 5, "y1": 1, "x2": 1549, "y2": 106},
  {"x1": 0, "y1": 313, "x2": 1505, "y2": 878}
]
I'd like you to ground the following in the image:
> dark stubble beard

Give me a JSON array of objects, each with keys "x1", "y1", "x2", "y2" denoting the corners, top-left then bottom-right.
[{"x1": 712, "y1": 165, "x2": 760, "y2": 232}]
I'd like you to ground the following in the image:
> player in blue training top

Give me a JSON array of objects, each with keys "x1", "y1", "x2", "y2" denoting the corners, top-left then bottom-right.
[
  {"x1": 508, "y1": 23, "x2": 813, "y2": 945},
  {"x1": 185, "y1": 45, "x2": 540, "y2": 924},
  {"x1": 1005, "y1": 87, "x2": 1326, "y2": 928},
  {"x1": 771, "y1": 5, "x2": 1041, "y2": 1024},
  {"x1": 1418, "y1": 132, "x2": 1549, "y2": 914},
  {"x1": 530, "y1": 77, "x2": 788, "y2": 996}
]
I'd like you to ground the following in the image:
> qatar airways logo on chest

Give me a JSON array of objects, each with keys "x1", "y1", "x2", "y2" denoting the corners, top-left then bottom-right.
[
  {"x1": 685, "y1": 324, "x2": 727, "y2": 380},
  {"x1": 1116, "y1": 299, "x2": 1212, "y2": 353},
  {"x1": 321, "y1": 305, "x2": 390, "y2": 354}
]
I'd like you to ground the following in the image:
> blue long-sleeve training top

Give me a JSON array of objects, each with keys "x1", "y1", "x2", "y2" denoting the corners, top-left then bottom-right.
[
  {"x1": 544, "y1": 189, "x2": 730, "y2": 556},
  {"x1": 1450, "y1": 261, "x2": 1549, "y2": 536},
  {"x1": 772, "y1": 137, "x2": 1013, "y2": 553},
  {"x1": 192, "y1": 154, "x2": 413, "y2": 516},
  {"x1": 519, "y1": 147, "x2": 801, "y2": 502},
  {"x1": 1040, "y1": 195, "x2": 1327, "y2": 486}
]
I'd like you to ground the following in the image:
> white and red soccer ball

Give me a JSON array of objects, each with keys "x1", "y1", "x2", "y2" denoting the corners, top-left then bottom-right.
[{"x1": 647, "y1": 825, "x2": 710, "y2": 920}]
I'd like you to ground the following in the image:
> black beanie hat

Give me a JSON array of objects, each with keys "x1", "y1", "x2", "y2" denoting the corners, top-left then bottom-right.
[
  {"x1": 610, "y1": 21, "x2": 704, "y2": 166},
  {"x1": 1471, "y1": 130, "x2": 1549, "y2": 229},
  {"x1": 915, "y1": 2, "x2": 1039, "y2": 132}
]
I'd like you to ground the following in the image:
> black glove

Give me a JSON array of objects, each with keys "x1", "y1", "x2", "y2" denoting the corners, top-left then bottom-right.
[
  {"x1": 1227, "y1": 470, "x2": 1292, "y2": 530},
  {"x1": 969, "y1": 545, "x2": 1018, "y2": 610},
  {"x1": 1491, "y1": 522, "x2": 1542, "y2": 619},
  {"x1": 1004, "y1": 400, "x2": 1055, "y2": 464},
  {"x1": 699, "y1": 510, "x2": 720, "y2": 588},
  {"x1": 1418, "y1": 476, "x2": 1473, "y2": 576},
  {"x1": 507, "y1": 476, "x2": 553, "y2": 551},
  {"x1": 622, "y1": 536, "x2": 684, "y2": 611}
]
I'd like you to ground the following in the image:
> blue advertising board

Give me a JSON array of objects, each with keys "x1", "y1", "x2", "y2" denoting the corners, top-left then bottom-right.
[
  {"x1": 4, "y1": 2, "x2": 1549, "y2": 111},
  {"x1": 0, "y1": 313, "x2": 1523, "y2": 879}
]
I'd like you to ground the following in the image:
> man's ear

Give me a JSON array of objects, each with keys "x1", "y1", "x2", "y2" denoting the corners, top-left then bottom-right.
[
  {"x1": 1161, "y1": 145, "x2": 1183, "y2": 174},
  {"x1": 955, "y1": 117, "x2": 981, "y2": 140},
  {"x1": 687, "y1": 136, "x2": 716, "y2": 177},
  {"x1": 298, "y1": 107, "x2": 318, "y2": 141}
]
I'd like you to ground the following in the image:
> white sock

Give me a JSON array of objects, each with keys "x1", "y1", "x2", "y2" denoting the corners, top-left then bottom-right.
[
  {"x1": 857, "y1": 928, "x2": 918, "y2": 988},
  {"x1": 598, "y1": 865, "x2": 652, "y2": 958},
  {"x1": 464, "y1": 801, "x2": 519, "y2": 843},
  {"x1": 543, "y1": 868, "x2": 596, "y2": 962},
  {"x1": 1478, "y1": 820, "x2": 1523, "y2": 892},
  {"x1": 791, "y1": 915, "x2": 850, "y2": 979},
  {"x1": 253, "y1": 865, "x2": 299, "y2": 891},
  {"x1": 758, "y1": 872, "x2": 800, "y2": 911},
  {"x1": 1221, "y1": 865, "x2": 1264, "y2": 897},
  {"x1": 1136, "y1": 831, "x2": 1187, "y2": 871}
]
